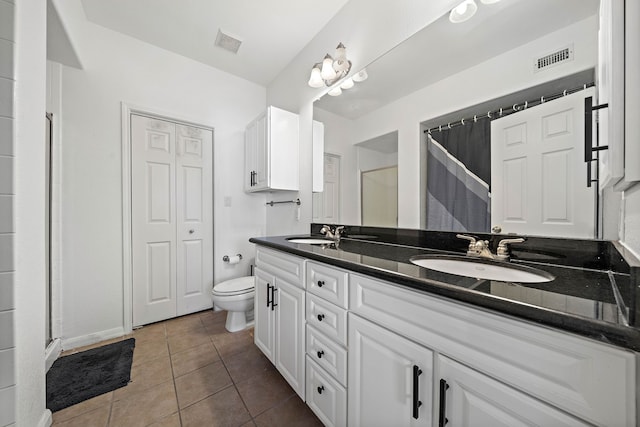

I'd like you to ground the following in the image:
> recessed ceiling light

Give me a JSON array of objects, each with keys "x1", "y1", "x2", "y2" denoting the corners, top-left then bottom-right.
[{"x1": 449, "y1": 0, "x2": 478, "y2": 23}]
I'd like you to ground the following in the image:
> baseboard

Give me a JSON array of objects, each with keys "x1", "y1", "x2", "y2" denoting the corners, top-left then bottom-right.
[
  {"x1": 45, "y1": 338, "x2": 62, "y2": 372},
  {"x1": 61, "y1": 327, "x2": 126, "y2": 352},
  {"x1": 38, "y1": 409, "x2": 52, "y2": 427}
]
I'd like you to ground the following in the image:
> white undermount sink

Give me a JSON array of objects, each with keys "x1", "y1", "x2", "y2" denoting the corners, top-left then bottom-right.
[
  {"x1": 286, "y1": 237, "x2": 335, "y2": 245},
  {"x1": 410, "y1": 255, "x2": 554, "y2": 283}
]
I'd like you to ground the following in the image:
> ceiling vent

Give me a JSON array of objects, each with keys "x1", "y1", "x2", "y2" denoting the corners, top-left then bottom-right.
[
  {"x1": 215, "y1": 29, "x2": 242, "y2": 54},
  {"x1": 534, "y1": 45, "x2": 574, "y2": 72}
]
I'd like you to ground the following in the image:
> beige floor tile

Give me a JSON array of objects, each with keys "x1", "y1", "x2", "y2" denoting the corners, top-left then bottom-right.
[
  {"x1": 174, "y1": 361, "x2": 233, "y2": 409},
  {"x1": 146, "y1": 412, "x2": 181, "y2": 427},
  {"x1": 181, "y1": 386, "x2": 252, "y2": 427},
  {"x1": 51, "y1": 391, "x2": 113, "y2": 423},
  {"x1": 131, "y1": 335, "x2": 170, "y2": 366},
  {"x1": 254, "y1": 395, "x2": 322, "y2": 427},
  {"x1": 167, "y1": 328, "x2": 212, "y2": 354},
  {"x1": 52, "y1": 405, "x2": 111, "y2": 427},
  {"x1": 109, "y1": 380, "x2": 178, "y2": 427},
  {"x1": 236, "y1": 369, "x2": 295, "y2": 417},
  {"x1": 223, "y1": 345, "x2": 274, "y2": 384},
  {"x1": 131, "y1": 322, "x2": 166, "y2": 342},
  {"x1": 113, "y1": 355, "x2": 173, "y2": 400},
  {"x1": 212, "y1": 329, "x2": 255, "y2": 359},
  {"x1": 165, "y1": 313, "x2": 205, "y2": 336},
  {"x1": 171, "y1": 341, "x2": 220, "y2": 378}
]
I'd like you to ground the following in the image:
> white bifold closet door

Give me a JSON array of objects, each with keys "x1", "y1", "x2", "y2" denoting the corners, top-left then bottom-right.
[
  {"x1": 491, "y1": 88, "x2": 595, "y2": 238},
  {"x1": 131, "y1": 114, "x2": 213, "y2": 327}
]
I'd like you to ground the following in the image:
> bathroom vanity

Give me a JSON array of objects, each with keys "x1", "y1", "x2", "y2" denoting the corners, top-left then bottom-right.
[{"x1": 250, "y1": 227, "x2": 639, "y2": 427}]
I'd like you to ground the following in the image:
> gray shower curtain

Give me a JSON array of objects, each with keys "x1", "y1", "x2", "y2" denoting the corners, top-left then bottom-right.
[{"x1": 426, "y1": 118, "x2": 491, "y2": 232}]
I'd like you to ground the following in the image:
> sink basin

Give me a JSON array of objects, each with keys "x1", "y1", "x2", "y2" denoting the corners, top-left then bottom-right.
[
  {"x1": 286, "y1": 237, "x2": 335, "y2": 245},
  {"x1": 409, "y1": 255, "x2": 554, "y2": 283}
]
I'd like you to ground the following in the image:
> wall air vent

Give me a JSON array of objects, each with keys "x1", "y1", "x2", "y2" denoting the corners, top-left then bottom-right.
[
  {"x1": 215, "y1": 29, "x2": 242, "y2": 54},
  {"x1": 534, "y1": 45, "x2": 574, "y2": 72}
]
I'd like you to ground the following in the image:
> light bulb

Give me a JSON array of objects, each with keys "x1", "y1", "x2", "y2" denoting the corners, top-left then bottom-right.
[
  {"x1": 328, "y1": 86, "x2": 342, "y2": 96},
  {"x1": 333, "y1": 43, "x2": 350, "y2": 73},
  {"x1": 308, "y1": 64, "x2": 324, "y2": 88},
  {"x1": 340, "y1": 78, "x2": 354, "y2": 90},
  {"x1": 320, "y1": 54, "x2": 337, "y2": 81}
]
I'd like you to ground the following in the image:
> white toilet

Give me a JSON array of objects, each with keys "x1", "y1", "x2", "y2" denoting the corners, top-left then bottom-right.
[{"x1": 211, "y1": 276, "x2": 255, "y2": 332}]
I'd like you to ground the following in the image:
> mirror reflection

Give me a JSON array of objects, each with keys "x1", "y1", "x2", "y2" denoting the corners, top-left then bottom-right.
[{"x1": 312, "y1": 0, "x2": 610, "y2": 239}]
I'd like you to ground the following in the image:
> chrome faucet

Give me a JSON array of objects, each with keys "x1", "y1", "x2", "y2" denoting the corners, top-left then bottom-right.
[
  {"x1": 457, "y1": 234, "x2": 525, "y2": 261},
  {"x1": 320, "y1": 225, "x2": 345, "y2": 242}
]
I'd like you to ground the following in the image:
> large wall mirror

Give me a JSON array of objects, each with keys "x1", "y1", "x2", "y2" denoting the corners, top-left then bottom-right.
[{"x1": 312, "y1": 0, "x2": 620, "y2": 239}]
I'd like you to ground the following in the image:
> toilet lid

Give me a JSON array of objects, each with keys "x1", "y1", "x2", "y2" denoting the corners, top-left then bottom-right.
[{"x1": 213, "y1": 276, "x2": 255, "y2": 295}]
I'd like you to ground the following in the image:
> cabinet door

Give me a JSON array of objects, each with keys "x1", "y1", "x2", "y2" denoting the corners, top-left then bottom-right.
[
  {"x1": 348, "y1": 314, "x2": 433, "y2": 427},
  {"x1": 274, "y1": 278, "x2": 306, "y2": 399},
  {"x1": 254, "y1": 112, "x2": 268, "y2": 190},
  {"x1": 437, "y1": 356, "x2": 589, "y2": 427},
  {"x1": 244, "y1": 118, "x2": 257, "y2": 191},
  {"x1": 254, "y1": 268, "x2": 275, "y2": 362}
]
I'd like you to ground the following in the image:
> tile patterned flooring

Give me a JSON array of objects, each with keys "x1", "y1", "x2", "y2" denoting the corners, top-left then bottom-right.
[{"x1": 51, "y1": 310, "x2": 322, "y2": 427}]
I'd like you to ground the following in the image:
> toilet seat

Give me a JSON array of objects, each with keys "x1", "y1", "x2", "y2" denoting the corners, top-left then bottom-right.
[{"x1": 212, "y1": 276, "x2": 255, "y2": 296}]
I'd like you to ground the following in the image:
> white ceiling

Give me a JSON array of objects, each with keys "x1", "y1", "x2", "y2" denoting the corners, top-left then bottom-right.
[{"x1": 79, "y1": 0, "x2": 350, "y2": 86}]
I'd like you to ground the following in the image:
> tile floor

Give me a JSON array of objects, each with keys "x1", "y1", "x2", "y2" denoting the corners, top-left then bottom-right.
[{"x1": 51, "y1": 310, "x2": 322, "y2": 427}]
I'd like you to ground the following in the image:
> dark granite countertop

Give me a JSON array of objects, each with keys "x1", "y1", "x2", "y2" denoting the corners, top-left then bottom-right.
[{"x1": 249, "y1": 234, "x2": 640, "y2": 352}]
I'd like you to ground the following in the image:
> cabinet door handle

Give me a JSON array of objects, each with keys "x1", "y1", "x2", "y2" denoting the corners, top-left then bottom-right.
[
  {"x1": 317, "y1": 385, "x2": 325, "y2": 394},
  {"x1": 317, "y1": 350, "x2": 324, "y2": 359},
  {"x1": 413, "y1": 365, "x2": 423, "y2": 419},
  {"x1": 317, "y1": 280, "x2": 325, "y2": 287},
  {"x1": 438, "y1": 379, "x2": 450, "y2": 426},
  {"x1": 266, "y1": 283, "x2": 272, "y2": 308},
  {"x1": 271, "y1": 287, "x2": 278, "y2": 311},
  {"x1": 317, "y1": 314, "x2": 325, "y2": 322}
]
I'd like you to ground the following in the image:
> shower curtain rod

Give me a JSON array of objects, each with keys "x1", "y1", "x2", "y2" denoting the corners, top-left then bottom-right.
[{"x1": 423, "y1": 81, "x2": 595, "y2": 135}]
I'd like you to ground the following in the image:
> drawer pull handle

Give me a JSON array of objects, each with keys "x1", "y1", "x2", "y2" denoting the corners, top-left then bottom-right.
[
  {"x1": 266, "y1": 283, "x2": 272, "y2": 308},
  {"x1": 413, "y1": 365, "x2": 423, "y2": 419},
  {"x1": 438, "y1": 379, "x2": 450, "y2": 426},
  {"x1": 317, "y1": 385, "x2": 325, "y2": 394},
  {"x1": 317, "y1": 350, "x2": 324, "y2": 358},
  {"x1": 317, "y1": 314, "x2": 325, "y2": 322},
  {"x1": 317, "y1": 280, "x2": 325, "y2": 287},
  {"x1": 271, "y1": 287, "x2": 278, "y2": 311}
]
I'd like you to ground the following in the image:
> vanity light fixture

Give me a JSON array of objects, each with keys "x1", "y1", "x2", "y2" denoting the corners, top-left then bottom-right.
[
  {"x1": 480, "y1": 0, "x2": 501, "y2": 4},
  {"x1": 308, "y1": 43, "x2": 353, "y2": 89}
]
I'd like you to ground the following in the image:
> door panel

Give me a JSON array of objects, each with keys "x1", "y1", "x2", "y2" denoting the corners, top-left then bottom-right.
[
  {"x1": 254, "y1": 268, "x2": 275, "y2": 362},
  {"x1": 132, "y1": 115, "x2": 177, "y2": 325},
  {"x1": 491, "y1": 89, "x2": 595, "y2": 238},
  {"x1": 132, "y1": 115, "x2": 213, "y2": 326},
  {"x1": 275, "y1": 279, "x2": 306, "y2": 399},
  {"x1": 176, "y1": 124, "x2": 213, "y2": 315}
]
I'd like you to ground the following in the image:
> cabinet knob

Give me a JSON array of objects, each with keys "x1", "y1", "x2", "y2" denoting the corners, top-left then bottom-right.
[
  {"x1": 317, "y1": 350, "x2": 324, "y2": 359},
  {"x1": 317, "y1": 314, "x2": 325, "y2": 322},
  {"x1": 317, "y1": 280, "x2": 325, "y2": 287},
  {"x1": 317, "y1": 385, "x2": 325, "y2": 394}
]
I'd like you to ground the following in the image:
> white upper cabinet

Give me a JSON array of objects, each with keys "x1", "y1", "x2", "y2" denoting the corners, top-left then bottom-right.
[{"x1": 245, "y1": 106, "x2": 299, "y2": 192}]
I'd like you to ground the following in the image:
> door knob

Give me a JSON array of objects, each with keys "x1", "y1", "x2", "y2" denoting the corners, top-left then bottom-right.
[
  {"x1": 189, "y1": 229, "x2": 195, "y2": 234},
  {"x1": 317, "y1": 314, "x2": 325, "y2": 322}
]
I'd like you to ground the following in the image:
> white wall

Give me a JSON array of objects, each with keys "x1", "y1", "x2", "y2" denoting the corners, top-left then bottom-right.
[
  {"x1": 14, "y1": 0, "x2": 51, "y2": 425},
  {"x1": 52, "y1": 0, "x2": 267, "y2": 346},
  {"x1": 266, "y1": 0, "x2": 460, "y2": 232},
  {"x1": 337, "y1": 15, "x2": 598, "y2": 229}
]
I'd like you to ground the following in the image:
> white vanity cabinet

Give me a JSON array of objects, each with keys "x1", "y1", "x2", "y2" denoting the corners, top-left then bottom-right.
[
  {"x1": 348, "y1": 313, "x2": 433, "y2": 426},
  {"x1": 305, "y1": 261, "x2": 349, "y2": 427},
  {"x1": 244, "y1": 106, "x2": 299, "y2": 192},
  {"x1": 349, "y1": 273, "x2": 636, "y2": 427},
  {"x1": 254, "y1": 247, "x2": 306, "y2": 399}
]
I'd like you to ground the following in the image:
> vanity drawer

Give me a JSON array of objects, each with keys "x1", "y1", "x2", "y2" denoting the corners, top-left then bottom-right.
[
  {"x1": 255, "y1": 247, "x2": 305, "y2": 288},
  {"x1": 306, "y1": 261, "x2": 348, "y2": 308},
  {"x1": 349, "y1": 273, "x2": 636, "y2": 427},
  {"x1": 306, "y1": 325, "x2": 347, "y2": 386},
  {"x1": 306, "y1": 293, "x2": 347, "y2": 346},
  {"x1": 306, "y1": 356, "x2": 347, "y2": 427}
]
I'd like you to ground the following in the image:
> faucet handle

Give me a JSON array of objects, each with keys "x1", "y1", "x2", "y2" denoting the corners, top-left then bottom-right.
[
  {"x1": 456, "y1": 234, "x2": 477, "y2": 244},
  {"x1": 496, "y1": 237, "x2": 525, "y2": 260},
  {"x1": 320, "y1": 225, "x2": 332, "y2": 235}
]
